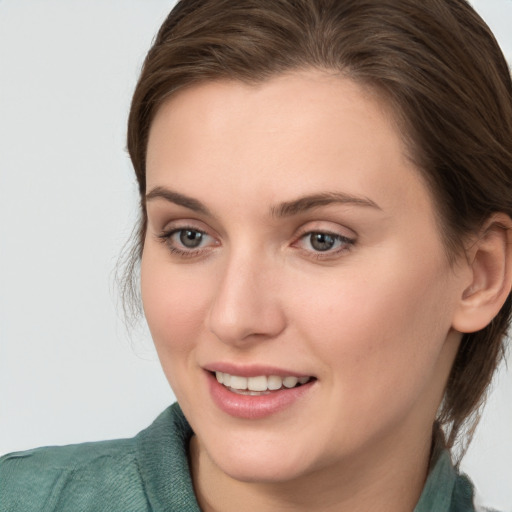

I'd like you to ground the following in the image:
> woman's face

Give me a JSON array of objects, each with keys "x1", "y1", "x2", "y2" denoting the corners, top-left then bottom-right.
[{"x1": 142, "y1": 71, "x2": 467, "y2": 483}]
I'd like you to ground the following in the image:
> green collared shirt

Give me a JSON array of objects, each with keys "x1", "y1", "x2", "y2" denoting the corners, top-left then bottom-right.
[{"x1": 0, "y1": 403, "x2": 478, "y2": 511}]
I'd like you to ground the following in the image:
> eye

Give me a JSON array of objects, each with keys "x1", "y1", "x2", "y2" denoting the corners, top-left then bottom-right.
[
  {"x1": 296, "y1": 231, "x2": 355, "y2": 256},
  {"x1": 309, "y1": 232, "x2": 338, "y2": 251},
  {"x1": 157, "y1": 226, "x2": 217, "y2": 256},
  {"x1": 177, "y1": 229, "x2": 205, "y2": 248}
]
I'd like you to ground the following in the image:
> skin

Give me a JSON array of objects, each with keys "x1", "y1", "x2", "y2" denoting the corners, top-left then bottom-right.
[{"x1": 141, "y1": 71, "x2": 474, "y2": 512}]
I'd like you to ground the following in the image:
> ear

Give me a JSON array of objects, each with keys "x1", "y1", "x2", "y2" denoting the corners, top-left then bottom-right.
[{"x1": 452, "y1": 213, "x2": 512, "y2": 334}]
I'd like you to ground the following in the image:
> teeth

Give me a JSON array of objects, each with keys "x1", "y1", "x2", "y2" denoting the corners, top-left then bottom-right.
[
  {"x1": 283, "y1": 376, "x2": 298, "y2": 388},
  {"x1": 248, "y1": 375, "x2": 267, "y2": 392},
  {"x1": 230, "y1": 375, "x2": 248, "y2": 390},
  {"x1": 214, "y1": 372, "x2": 311, "y2": 392},
  {"x1": 267, "y1": 375, "x2": 283, "y2": 390}
]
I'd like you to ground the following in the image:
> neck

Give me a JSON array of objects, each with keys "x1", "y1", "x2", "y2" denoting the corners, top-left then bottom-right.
[{"x1": 190, "y1": 423, "x2": 433, "y2": 512}]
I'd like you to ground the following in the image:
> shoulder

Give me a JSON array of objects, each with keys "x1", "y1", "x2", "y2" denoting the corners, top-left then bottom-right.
[
  {"x1": 0, "y1": 436, "x2": 149, "y2": 512},
  {"x1": 0, "y1": 403, "x2": 199, "y2": 512},
  {"x1": 415, "y1": 444, "x2": 502, "y2": 512},
  {"x1": 447, "y1": 466, "x2": 503, "y2": 512}
]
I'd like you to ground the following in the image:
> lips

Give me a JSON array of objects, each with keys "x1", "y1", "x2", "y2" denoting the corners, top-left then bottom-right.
[{"x1": 204, "y1": 365, "x2": 316, "y2": 419}]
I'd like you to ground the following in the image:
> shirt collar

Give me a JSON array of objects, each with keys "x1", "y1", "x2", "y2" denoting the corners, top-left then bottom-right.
[
  {"x1": 414, "y1": 424, "x2": 475, "y2": 512},
  {"x1": 414, "y1": 448, "x2": 459, "y2": 512},
  {"x1": 136, "y1": 403, "x2": 200, "y2": 512}
]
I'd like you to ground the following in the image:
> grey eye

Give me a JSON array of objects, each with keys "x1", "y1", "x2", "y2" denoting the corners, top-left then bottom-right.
[
  {"x1": 179, "y1": 229, "x2": 204, "y2": 248},
  {"x1": 309, "y1": 232, "x2": 337, "y2": 251}
]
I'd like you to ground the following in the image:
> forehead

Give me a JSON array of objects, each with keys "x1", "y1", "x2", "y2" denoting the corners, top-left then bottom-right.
[
  {"x1": 149, "y1": 72, "x2": 395, "y2": 140},
  {"x1": 145, "y1": 70, "x2": 434, "y2": 224}
]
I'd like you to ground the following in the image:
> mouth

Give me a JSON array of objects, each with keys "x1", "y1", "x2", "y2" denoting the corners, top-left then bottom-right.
[
  {"x1": 204, "y1": 364, "x2": 317, "y2": 419},
  {"x1": 213, "y1": 371, "x2": 314, "y2": 395}
]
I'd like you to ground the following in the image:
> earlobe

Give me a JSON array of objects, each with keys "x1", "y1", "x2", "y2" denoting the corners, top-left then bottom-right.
[{"x1": 452, "y1": 213, "x2": 512, "y2": 334}]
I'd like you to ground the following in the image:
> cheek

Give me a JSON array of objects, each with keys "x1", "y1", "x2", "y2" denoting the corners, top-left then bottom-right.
[
  {"x1": 140, "y1": 250, "x2": 210, "y2": 358},
  {"x1": 291, "y1": 248, "x2": 457, "y2": 405}
]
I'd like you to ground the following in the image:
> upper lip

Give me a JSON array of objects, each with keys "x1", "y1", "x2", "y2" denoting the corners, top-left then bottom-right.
[{"x1": 204, "y1": 362, "x2": 313, "y2": 378}]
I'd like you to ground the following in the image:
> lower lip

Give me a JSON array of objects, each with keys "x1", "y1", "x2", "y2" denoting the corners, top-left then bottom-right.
[{"x1": 206, "y1": 372, "x2": 315, "y2": 420}]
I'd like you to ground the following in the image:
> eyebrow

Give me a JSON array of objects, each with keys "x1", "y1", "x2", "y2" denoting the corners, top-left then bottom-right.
[
  {"x1": 145, "y1": 186, "x2": 212, "y2": 216},
  {"x1": 145, "y1": 186, "x2": 380, "y2": 218},
  {"x1": 271, "y1": 192, "x2": 381, "y2": 217}
]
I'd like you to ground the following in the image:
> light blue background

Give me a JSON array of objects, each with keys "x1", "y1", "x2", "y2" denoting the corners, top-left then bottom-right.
[{"x1": 0, "y1": 1, "x2": 511, "y2": 510}]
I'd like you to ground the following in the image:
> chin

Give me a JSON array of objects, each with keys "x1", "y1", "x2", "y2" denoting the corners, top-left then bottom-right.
[
  {"x1": 218, "y1": 456, "x2": 311, "y2": 484},
  {"x1": 205, "y1": 433, "x2": 321, "y2": 484}
]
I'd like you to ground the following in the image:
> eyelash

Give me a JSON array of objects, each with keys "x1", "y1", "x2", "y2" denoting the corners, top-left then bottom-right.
[
  {"x1": 293, "y1": 231, "x2": 355, "y2": 260},
  {"x1": 157, "y1": 226, "x2": 213, "y2": 258},
  {"x1": 156, "y1": 227, "x2": 356, "y2": 260}
]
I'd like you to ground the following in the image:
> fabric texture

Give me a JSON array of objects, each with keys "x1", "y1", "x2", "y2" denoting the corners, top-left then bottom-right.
[{"x1": 0, "y1": 402, "x2": 479, "y2": 511}]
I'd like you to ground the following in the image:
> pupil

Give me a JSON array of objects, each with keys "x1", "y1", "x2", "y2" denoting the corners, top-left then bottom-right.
[
  {"x1": 180, "y1": 230, "x2": 203, "y2": 248},
  {"x1": 310, "y1": 233, "x2": 335, "y2": 251}
]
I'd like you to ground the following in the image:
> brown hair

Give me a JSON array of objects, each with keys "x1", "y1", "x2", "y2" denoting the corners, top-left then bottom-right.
[{"x1": 125, "y1": 0, "x2": 512, "y2": 452}]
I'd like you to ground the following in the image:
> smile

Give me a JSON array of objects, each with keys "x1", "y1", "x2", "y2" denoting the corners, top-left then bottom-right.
[
  {"x1": 206, "y1": 369, "x2": 316, "y2": 419},
  {"x1": 215, "y1": 372, "x2": 312, "y2": 395}
]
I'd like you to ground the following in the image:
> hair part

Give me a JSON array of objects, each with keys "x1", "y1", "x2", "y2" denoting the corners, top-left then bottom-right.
[{"x1": 125, "y1": 0, "x2": 512, "y2": 455}]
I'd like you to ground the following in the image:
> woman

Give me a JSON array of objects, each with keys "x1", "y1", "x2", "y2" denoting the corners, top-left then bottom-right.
[{"x1": 1, "y1": 1, "x2": 511, "y2": 510}]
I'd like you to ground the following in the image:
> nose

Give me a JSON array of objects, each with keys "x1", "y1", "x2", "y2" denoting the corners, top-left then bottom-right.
[{"x1": 207, "y1": 249, "x2": 286, "y2": 346}]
